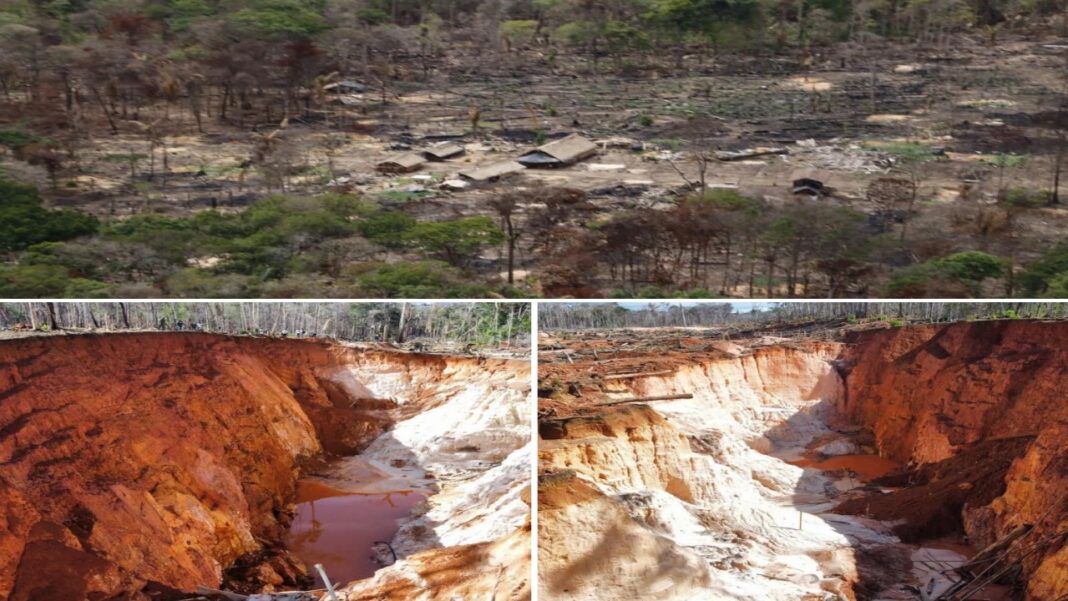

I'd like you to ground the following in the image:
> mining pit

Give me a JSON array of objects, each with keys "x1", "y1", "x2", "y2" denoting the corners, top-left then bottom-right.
[
  {"x1": 537, "y1": 320, "x2": 1068, "y2": 601},
  {"x1": 0, "y1": 332, "x2": 531, "y2": 601}
]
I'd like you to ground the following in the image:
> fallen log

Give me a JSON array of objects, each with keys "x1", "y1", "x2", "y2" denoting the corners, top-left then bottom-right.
[
  {"x1": 714, "y1": 147, "x2": 788, "y2": 161},
  {"x1": 602, "y1": 370, "x2": 674, "y2": 380},
  {"x1": 594, "y1": 393, "x2": 693, "y2": 407}
]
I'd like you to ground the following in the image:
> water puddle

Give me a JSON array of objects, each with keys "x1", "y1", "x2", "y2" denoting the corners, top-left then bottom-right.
[
  {"x1": 285, "y1": 480, "x2": 426, "y2": 586},
  {"x1": 324, "y1": 454, "x2": 434, "y2": 494},
  {"x1": 791, "y1": 454, "x2": 900, "y2": 481}
]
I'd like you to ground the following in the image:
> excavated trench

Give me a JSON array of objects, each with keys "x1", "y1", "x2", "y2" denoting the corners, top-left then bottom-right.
[
  {"x1": 538, "y1": 321, "x2": 1068, "y2": 601},
  {"x1": 0, "y1": 333, "x2": 531, "y2": 601}
]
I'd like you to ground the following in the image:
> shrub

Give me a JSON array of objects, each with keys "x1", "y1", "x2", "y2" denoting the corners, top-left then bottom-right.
[
  {"x1": 0, "y1": 264, "x2": 110, "y2": 297},
  {"x1": 886, "y1": 251, "x2": 1006, "y2": 297},
  {"x1": 349, "y1": 261, "x2": 491, "y2": 297},
  {"x1": 1021, "y1": 243, "x2": 1068, "y2": 296},
  {"x1": 0, "y1": 179, "x2": 98, "y2": 252},
  {"x1": 401, "y1": 216, "x2": 505, "y2": 267},
  {"x1": 999, "y1": 187, "x2": 1047, "y2": 208}
]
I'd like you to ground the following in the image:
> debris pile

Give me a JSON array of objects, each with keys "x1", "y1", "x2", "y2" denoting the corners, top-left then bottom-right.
[{"x1": 792, "y1": 139, "x2": 893, "y2": 174}]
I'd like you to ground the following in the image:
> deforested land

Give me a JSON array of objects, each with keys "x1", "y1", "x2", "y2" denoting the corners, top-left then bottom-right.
[
  {"x1": 537, "y1": 301, "x2": 1068, "y2": 601},
  {"x1": 0, "y1": 0, "x2": 1067, "y2": 298}
]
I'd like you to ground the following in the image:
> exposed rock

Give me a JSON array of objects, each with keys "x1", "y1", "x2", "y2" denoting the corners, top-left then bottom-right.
[
  {"x1": 0, "y1": 333, "x2": 530, "y2": 601},
  {"x1": 540, "y1": 323, "x2": 1068, "y2": 601},
  {"x1": 842, "y1": 321, "x2": 1068, "y2": 600},
  {"x1": 537, "y1": 344, "x2": 895, "y2": 601}
]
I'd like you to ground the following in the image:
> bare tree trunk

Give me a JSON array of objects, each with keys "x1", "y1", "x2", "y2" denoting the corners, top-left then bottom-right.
[
  {"x1": 90, "y1": 86, "x2": 118, "y2": 134},
  {"x1": 46, "y1": 303, "x2": 59, "y2": 330},
  {"x1": 1051, "y1": 133, "x2": 1064, "y2": 206},
  {"x1": 397, "y1": 303, "x2": 408, "y2": 343}
]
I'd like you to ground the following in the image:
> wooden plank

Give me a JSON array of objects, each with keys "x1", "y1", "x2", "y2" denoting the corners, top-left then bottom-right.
[
  {"x1": 602, "y1": 370, "x2": 674, "y2": 380},
  {"x1": 594, "y1": 393, "x2": 693, "y2": 407}
]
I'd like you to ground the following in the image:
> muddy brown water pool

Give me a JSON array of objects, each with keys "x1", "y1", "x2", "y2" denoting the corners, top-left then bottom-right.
[
  {"x1": 286, "y1": 480, "x2": 426, "y2": 586},
  {"x1": 791, "y1": 453, "x2": 901, "y2": 481},
  {"x1": 794, "y1": 454, "x2": 1017, "y2": 600}
]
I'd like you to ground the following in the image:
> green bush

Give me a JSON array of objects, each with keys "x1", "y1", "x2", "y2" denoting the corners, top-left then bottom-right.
[
  {"x1": 0, "y1": 179, "x2": 98, "y2": 252},
  {"x1": 1021, "y1": 243, "x2": 1068, "y2": 296},
  {"x1": 350, "y1": 261, "x2": 491, "y2": 298},
  {"x1": 885, "y1": 251, "x2": 1006, "y2": 297},
  {"x1": 0, "y1": 264, "x2": 110, "y2": 297},
  {"x1": 690, "y1": 189, "x2": 761, "y2": 213},
  {"x1": 163, "y1": 268, "x2": 258, "y2": 297},
  {"x1": 21, "y1": 239, "x2": 168, "y2": 281},
  {"x1": 401, "y1": 216, "x2": 505, "y2": 267},
  {"x1": 227, "y1": 0, "x2": 328, "y2": 36},
  {"x1": 1044, "y1": 271, "x2": 1068, "y2": 297},
  {"x1": 999, "y1": 187, "x2": 1047, "y2": 208},
  {"x1": 0, "y1": 129, "x2": 50, "y2": 150},
  {"x1": 357, "y1": 211, "x2": 418, "y2": 248},
  {"x1": 104, "y1": 195, "x2": 363, "y2": 276},
  {"x1": 500, "y1": 19, "x2": 538, "y2": 45},
  {"x1": 869, "y1": 141, "x2": 942, "y2": 162}
]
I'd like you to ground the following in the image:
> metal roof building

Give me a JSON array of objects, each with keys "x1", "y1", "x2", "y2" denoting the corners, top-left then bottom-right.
[
  {"x1": 517, "y1": 134, "x2": 597, "y2": 168},
  {"x1": 459, "y1": 161, "x2": 525, "y2": 182},
  {"x1": 376, "y1": 153, "x2": 426, "y2": 174},
  {"x1": 422, "y1": 143, "x2": 465, "y2": 161}
]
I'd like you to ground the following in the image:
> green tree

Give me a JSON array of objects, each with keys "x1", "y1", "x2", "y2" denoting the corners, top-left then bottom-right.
[
  {"x1": 1021, "y1": 243, "x2": 1068, "y2": 296},
  {"x1": 228, "y1": 0, "x2": 329, "y2": 37},
  {"x1": 357, "y1": 210, "x2": 418, "y2": 248},
  {"x1": 646, "y1": 0, "x2": 760, "y2": 55},
  {"x1": 402, "y1": 216, "x2": 505, "y2": 267},
  {"x1": 500, "y1": 19, "x2": 538, "y2": 50},
  {"x1": 886, "y1": 251, "x2": 1006, "y2": 297},
  {"x1": 350, "y1": 261, "x2": 492, "y2": 297}
]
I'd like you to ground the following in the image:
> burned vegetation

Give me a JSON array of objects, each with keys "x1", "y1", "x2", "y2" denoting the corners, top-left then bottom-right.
[{"x1": 0, "y1": 0, "x2": 1067, "y2": 297}]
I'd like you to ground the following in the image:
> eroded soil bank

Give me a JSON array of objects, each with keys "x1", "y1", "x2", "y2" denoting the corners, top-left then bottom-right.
[
  {"x1": 0, "y1": 332, "x2": 531, "y2": 601},
  {"x1": 537, "y1": 321, "x2": 1068, "y2": 601},
  {"x1": 838, "y1": 321, "x2": 1068, "y2": 600}
]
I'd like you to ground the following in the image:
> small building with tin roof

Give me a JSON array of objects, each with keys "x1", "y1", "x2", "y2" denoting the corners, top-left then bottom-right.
[
  {"x1": 459, "y1": 160, "x2": 525, "y2": 182},
  {"x1": 422, "y1": 143, "x2": 465, "y2": 161},
  {"x1": 517, "y1": 134, "x2": 597, "y2": 168},
  {"x1": 376, "y1": 153, "x2": 426, "y2": 174}
]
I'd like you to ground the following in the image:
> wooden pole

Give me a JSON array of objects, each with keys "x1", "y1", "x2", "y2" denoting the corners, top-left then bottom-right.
[
  {"x1": 594, "y1": 393, "x2": 693, "y2": 407},
  {"x1": 956, "y1": 524, "x2": 1032, "y2": 578},
  {"x1": 602, "y1": 370, "x2": 674, "y2": 380}
]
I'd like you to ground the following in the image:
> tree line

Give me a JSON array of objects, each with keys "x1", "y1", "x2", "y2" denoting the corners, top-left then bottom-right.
[
  {"x1": 0, "y1": 301, "x2": 532, "y2": 349},
  {"x1": 524, "y1": 187, "x2": 1068, "y2": 299},
  {"x1": 0, "y1": 178, "x2": 514, "y2": 298},
  {"x1": 6, "y1": 177, "x2": 1068, "y2": 298},
  {"x1": 539, "y1": 301, "x2": 1068, "y2": 329}
]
